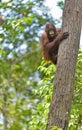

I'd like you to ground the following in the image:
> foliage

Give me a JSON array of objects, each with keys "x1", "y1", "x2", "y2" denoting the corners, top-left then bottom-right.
[
  {"x1": 31, "y1": 50, "x2": 82, "y2": 130},
  {"x1": 0, "y1": 0, "x2": 54, "y2": 129},
  {"x1": 50, "y1": 126, "x2": 62, "y2": 130},
  {"x1": 0, "y1": 0, "x2": 82, "y2": 129},
  {"x1": 68, "y1": 50, "x2": 82, "y2": 130},
  {"x1": 57, "y1": 1, "x2": 64, "y2": 10},
  {"x1": 29, "y1": 60, "x2": 56, "y2": 130}
]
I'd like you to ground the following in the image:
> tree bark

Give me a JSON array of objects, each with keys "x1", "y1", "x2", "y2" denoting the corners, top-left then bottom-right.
[{"x1": 46, "y1": 0, "x2": 82, "y2": 130}]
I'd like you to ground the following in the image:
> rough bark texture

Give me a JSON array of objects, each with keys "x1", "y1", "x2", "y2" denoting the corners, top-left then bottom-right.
[{"x1": 46, "y1": 0, "x2": 82, "y2": 130}]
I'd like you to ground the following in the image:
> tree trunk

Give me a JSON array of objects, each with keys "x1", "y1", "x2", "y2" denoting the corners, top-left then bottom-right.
[{"x1": 46, "y1": 0, "x2": 82, "y2": 130}]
